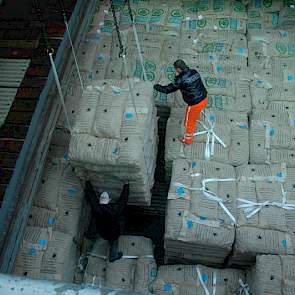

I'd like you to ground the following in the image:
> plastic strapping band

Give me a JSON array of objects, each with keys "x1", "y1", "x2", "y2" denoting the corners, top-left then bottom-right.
[
  {"x1": 64, "y1": 18, "x2": 84, "y2": 90},
  {"x1": 122, "y1": 55, "x2": 138, "y2": 120},
  {"x1": 173, "y1": 178, "x2": 236, "y2": 224},
  {"x1": 49, "y1": 52, "x2": 72, "y2": 132},
  {"x1": 197, "y1": 267, "x2": 217, "y2": 295},
  {"x1": 238, "y1": 185, "x2": 295, "y2": 219},
  {"x1": 238, "y1": 279, "x2": 250, "y2": 295}
]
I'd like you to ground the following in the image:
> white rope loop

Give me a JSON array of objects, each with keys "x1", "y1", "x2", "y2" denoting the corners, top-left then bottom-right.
[
  {"x1": 49, "y1": 52, "x2": 72, "y2": 133},
  {"x1": 196, "y1": 267, "x2": 217, "y2": 295},
  {"x1": 238, "y1": 279, "x2": 250, "y2": 295}
]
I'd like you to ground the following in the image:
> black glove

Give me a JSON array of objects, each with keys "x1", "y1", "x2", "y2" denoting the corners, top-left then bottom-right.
[{"x1": 153, "y1": 84, "x2": 162, "y2": 92}]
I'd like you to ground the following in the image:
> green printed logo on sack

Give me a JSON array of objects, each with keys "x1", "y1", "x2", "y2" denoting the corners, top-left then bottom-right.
[
  {"x1": 233, "y1": 1, "x2": 246, "y2": 12},
  {"x1": 262, "y1": 0, "x2": 273, "y2": 8},
  {"x1": 168, "y1": 9, "x2": 183, "y2": 26},
  {"x1": 219, "y1": 18, "x2": 229, "y2": 28},
  {"x1": 213, "y1": 1, "x2": 225, "y2": 12},
  {"x1": 205, "y1": 76, "x2": 227, "y2": 88},
  {"x1": 101, "y1": 20, "x2": 115, "y2": 33},
  {"x1": 276, "y1": 42, "x2": 288, "y2": 55},
  {"x1": 202, "y1": 42, "x2": 225, "y2": 53},
  {"x1": 150, "y1": 8, "x2": 165, "y2": 23},
  {"x1": 136, "y1": 8, "x2": 150, "y2": 23}
]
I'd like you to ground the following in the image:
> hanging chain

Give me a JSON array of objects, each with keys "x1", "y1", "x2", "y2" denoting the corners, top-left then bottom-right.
[
  {"x1": 125, "y1": 0, "x2": 134, "y2": 23},
  {"x1": 110, "y1": 0, "x2": 125, "y2": 58}
]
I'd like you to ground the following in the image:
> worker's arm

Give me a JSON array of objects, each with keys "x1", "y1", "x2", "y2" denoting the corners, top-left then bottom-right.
[
  {"x1": 113, "y1": 183, "x2": 129, "y2": 215},
  {"x1": 153, "y1": 79, "x2": 181, "y2": 94},
  {"x1": 84, "y1": 181, "x2": 104, "y2": 215}
]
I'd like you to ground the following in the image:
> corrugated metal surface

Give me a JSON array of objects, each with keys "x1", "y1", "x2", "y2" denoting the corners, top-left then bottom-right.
[
  {"x1": 0, "y1": 59, "x2": 30, "y2": 127},
  {"x1": 0, "y1": 88, "x2": 18, "y2": 127},
  {"x1": 0, "y1": 58, "x2": 30, "y2": 87}
]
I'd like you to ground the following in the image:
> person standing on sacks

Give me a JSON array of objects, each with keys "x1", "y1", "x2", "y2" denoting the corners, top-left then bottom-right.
[{"x1": 154, "y1": 59, "x2": 208, "y2": 144}]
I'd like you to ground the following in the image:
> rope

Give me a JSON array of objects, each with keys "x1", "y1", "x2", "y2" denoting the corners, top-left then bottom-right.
[
  {"x1": 58, "y1": 0, "x2": 84, "y2": 90},
  {"x1": 49, "y1": 51, "x2": 72, "y2": 132},
  {"x1": 125, "y1": 0, "x2": 148, "y2": 81}
]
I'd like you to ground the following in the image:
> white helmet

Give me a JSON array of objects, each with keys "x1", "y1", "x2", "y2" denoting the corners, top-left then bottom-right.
[{"x1": 99, "y1": 192, "x2": 111, "y2": 204}]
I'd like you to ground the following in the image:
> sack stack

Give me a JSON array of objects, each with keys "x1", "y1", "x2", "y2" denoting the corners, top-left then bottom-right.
[
  {"x1": 247, "y1": 255, "x2": 295, "y2": 295},
  {"x1": 165, "y1": 109, "x2": 249, "y2": 179},
  {"x1": 150, "y1": 264, "x2": 247, "y2": 295},
  {"x1": 14, "y1": 142, "x2": 89, "y2": 282},
  {"x1": 231, "y1": 163, "x2": 295, "y2": 266},
  {"x1": 68, "y1": 79, "x2": 158, "y2": 206},
  {"x1": 164, "y1": 159, "x2": 237, "y2": 266},
  {"x1": 84, "y1": 235, "x2": 157, "y2": 293}
]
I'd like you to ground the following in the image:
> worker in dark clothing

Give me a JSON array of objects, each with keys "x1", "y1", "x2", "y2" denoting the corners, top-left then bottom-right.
[
  {"x1": 84, "y1": 181, "x2": 129, "y2": 262},
  {"x1": 154, "y1": 59, "x2": 208, "y2": 144}
]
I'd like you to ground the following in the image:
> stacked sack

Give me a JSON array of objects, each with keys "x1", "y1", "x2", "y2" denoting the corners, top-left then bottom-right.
[
  {"x1": 84, "y1": 235, "x2": 157, "y2": 293},
  {"x1": 250, "y1": 109, "x2": 295, "y2": 167},
  {"x1": 231, "y1": 163, "x2": 295, "y2": 266},
  {"x1": 164, "y1": 159, "x2": 237, "y2": 266},
  {"x1": 247, "y1": 255, "x2": 295, "y2": 295},
  {"x1": 69, "y1": 79, "x2": 158, "y2": 206},
  {"x1": 14, "y1": 141, "x2": 89, "y2": 282},
  {"x1": 165, "y1": 109, "x2": 249, "y2": 179},
  {"x1": 150, "y1": 264, "x2": 248, "y2": 295}
]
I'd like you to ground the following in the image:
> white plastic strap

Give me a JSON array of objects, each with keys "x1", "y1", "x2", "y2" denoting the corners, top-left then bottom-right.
[
  {"x1": 64, "y1": 18, "x2": 84, "y2": 90},
  {"x1": 122, "y1": 54, "x2": 138, "y2": 120},
  {"x1": 197, "y1": 267, "x2": 217, "y2": 295},
  {"x1": 238, "y1": 279, "x2": 250, "y2": 295},
  {"x1": 173, "y1": 178, "x2": 236, "y2": 224},
  {"x1": 194, "y1": 113, "x2": 226, "y2": 160},
  {"x1": 238, "y1": 185, "x2": 295, "y2": 219},
  {"x1": 49, "y1": 52, "x2": 72, "y2": 132}
]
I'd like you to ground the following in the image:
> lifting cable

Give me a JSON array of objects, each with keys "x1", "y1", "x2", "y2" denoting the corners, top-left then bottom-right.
[
  {"x1": 58, "y1": 0, "x2": 84, "y2": 91},
  {"x1": 33, "y1": 0, "x2": 72, "y2": 132},
  {"x1": 110, "y1": 0, "x2": 138, "y2": 120},
  {"x1": 125, "y1": 0, "x2": 148, "y2": 82}
]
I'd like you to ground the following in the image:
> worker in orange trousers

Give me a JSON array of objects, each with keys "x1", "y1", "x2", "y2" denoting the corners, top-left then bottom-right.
[{"x1": 154, "y1": 59, "x2": 208, "y2": 144}]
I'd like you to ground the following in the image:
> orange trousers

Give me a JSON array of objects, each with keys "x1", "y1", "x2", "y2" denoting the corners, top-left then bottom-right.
[{"x1": 184, "y1": 96, "x2": 208, "y2": 144}]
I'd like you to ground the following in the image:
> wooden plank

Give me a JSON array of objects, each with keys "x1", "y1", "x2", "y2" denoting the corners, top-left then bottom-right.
[
  {"x1": 0, "y1": 48, "x2": 33, "y2": 59},
  {"x1": 0, "y1": 124, "x2": 29, "y2": 139},
  {"x1": 26, "y1": 65, "x2": 50, "y2": 77},
  {"x1": 15, "y1": 88, "x2": 42, "y2": 99},
  {"x1": 0, "y1": 139, "x2": 24, "y2": 153},
  {"x1": 21, "y1": 77, "x2": 48, "y2": 88},
  {"x1": 10, "y1": 99, "x2": 37, "y2": 113},
  {"x1": 0, "y1": 168, "x2": 13, "y2": 185},
  {"x1": 0, "y1": 152, "x2": 18, "y2": 168},
  {"x1": 5, "y1": 112, "x2": 33, "y2": 125}
]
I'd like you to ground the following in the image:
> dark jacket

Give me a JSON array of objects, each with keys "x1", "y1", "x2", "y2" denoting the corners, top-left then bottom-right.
[
  {"x1": 85, "y1": 181, "x2": 129, "y2": 242},
  {"x1": 154, "y1": 68, "x2": 207, "y2": 106}
]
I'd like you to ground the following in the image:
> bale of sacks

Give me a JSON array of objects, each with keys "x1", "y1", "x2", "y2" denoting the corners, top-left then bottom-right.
[
  {"x1": 84, "y1": 235, "x2": 157, "y2": 293},
  {"x1": 69, "y1": 79, "x2": 158, "y2": 206},
  {"x1": 14, "y1": 226, "x2": 78, "y2": 282},
  {"x1": 164, "y1": 159, "x2": 237, "y2": 266},
  {"x1": 230, "y1": 163, "x2": 295, "y2": 267},
  {"x1": 150, "y1": 264, "x2": 248, "y2": 295},
  {"x1": 250, "y1": 109, "x2": 295, "y2": 167},
  {"x1": 247, "y1": 255, "x2": 295, "y2": 295},
  {"x1": 165, "y1": 109, "x2": 249, "y2": 179},
  {"x1": 13, "y1": 142, "x2": 90, "y2": 282}
]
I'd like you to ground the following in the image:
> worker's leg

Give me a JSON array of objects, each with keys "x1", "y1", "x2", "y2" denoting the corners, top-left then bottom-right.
[
  {"x1": 109, "y1": 239, "x2": 123, "y2": 262},
  {"x1": 184, "y1": 97, "x2": 208, "y2": 144}
]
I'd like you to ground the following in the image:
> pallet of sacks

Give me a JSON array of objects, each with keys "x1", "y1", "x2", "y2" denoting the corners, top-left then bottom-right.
[
  {"x1": 14, "y1": 144, "x2": 89, "y2": 282},
  {"x1": 165, "y1": 109, "x2": 249, "y2": 179},
  {"x1": 247, "y1": 255, "x2": 295, "y2": 295},
  {"x1": 230, "y1": 163, "x2": 295, "y2": 267},
  {"x1": 250, "y1": 109, "x2": 295, "y2": 167},
  {"x1": 164, "y1": 159, "x2": 237, "y2": 266},
  {"x1": 84, "y1": 235, "x2": 157, "y2": 293},
  {"x1": 150, "y1": 264, "x2": 249, "y2": 295},
  {"x1": 69, "y1": 79, "x2": 158, "y2": 206}
]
